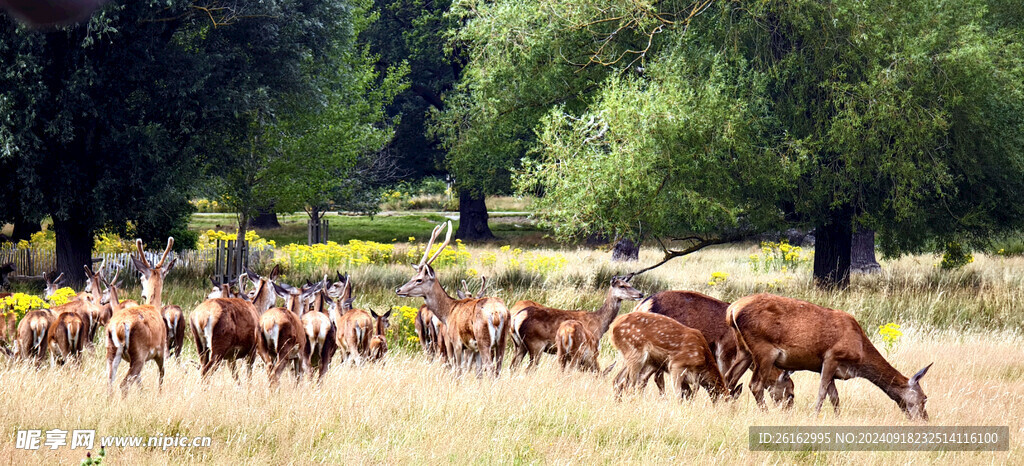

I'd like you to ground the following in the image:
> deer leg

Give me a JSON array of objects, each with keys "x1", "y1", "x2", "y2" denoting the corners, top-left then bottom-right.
[
  {"x1": 816, "y1": 358, "x2": 839, "y2": 414},
  {"x1": 509, "y1": 340, "x2": 528, "y2": 371},
  {"x1": 156, "y1": 354, "x2": 165, "y2": 393},
  {"x1": 826, "y1": 379, "x2": 840, "y2": 413},
  {"x1": 122, "y1": 356, "x2": 145, "y2": 396},
  {"x1": 723, "y1": 349, "x2": 752, "y2": 392},
  {"x1": 525, "y1": 340, "x2": 545, "y2": 371},
  {"x1": 612, "y1": 364, "x2": 629, "y2": 400}
]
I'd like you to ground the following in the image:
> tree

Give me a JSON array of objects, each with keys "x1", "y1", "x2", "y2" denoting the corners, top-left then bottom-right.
[
  {"x1": 211, "y1": 4, "x2": 408, "y2": 252},
  {"x1": 0, "y1": 1, "x2": 363, "y2": 286},
  {"x1": 453, "y1": 0, "x2": 1024, "y2": 288}
]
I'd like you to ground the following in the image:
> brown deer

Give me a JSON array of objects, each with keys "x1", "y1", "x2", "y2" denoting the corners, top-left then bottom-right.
[
  {"x1": 42, "y1": 271, "x2": 67, "y2": 299},
  {"x1": 509, "y1": 276, "x2": 643, "y2": 370},
  {"x1": 396, "y1": 221, "x2": 511, "y2": 376},
  {"x1": 15, "y1": 309, "x2": 54, "y2": 364},
  {"x1": 302, "y1": 280, "x2": 336, "y2": 382},
  {"x1": 555, "y1": 320, "x2": 599, "y2": 372},
  {"x1": 636, "y1": 290, "x2": 793, "y2": 406},
  {"x1": 728, "y1": 293, "x2": 933, "y2": 420},
  {"x1": 414, "y1": 304, "x2": 449, "y2": 363},
  {"x1": 335, "y1": 305, "x2": 374, "y2": 365},
  {"x1": 47, "y1": 310, "x2": 85, "y2": 365},
  {"x1": 610, "y1": 311, "x2": 728, "y2": 401},
  {"x1": 104, "y1": 276, "x2": 167, "y2": 394},
  {"x1": 190, "y1": 266, "x2": 278, "y2": 380},
  {"x1": 162, "y1": 305, "x2": 185, "y2": 358},
  {"x1": 256, "y1": 280, "x2": 315, "y2": 386},
  {"x1": 457, "y1": 277, "x2": 487, "y2": 299},
  {"x1": 366, "y1": 309, "x2": 391, "y2": 363}
]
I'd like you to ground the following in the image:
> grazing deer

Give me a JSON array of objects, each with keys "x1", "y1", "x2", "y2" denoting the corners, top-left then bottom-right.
[
  {"x1": 302, "y1": 279, "x2": 336, "y2": 382},
  {"x1": 366, "y1": 309, "x2": 391, "y2": 363},
  {"x1": 256, "y1": 280, "x2": 316, "y2": 386},
  {"x1": 15, "y1": 310, "x2": 54, "y2": 364},
  {"x1": 555, "y1": 320, "x2": 600, "y2": 372},
  {"x1": 105, "y1": 239, "x2": 176, "y2": 394},
  {"x1": 47, "y1": 310, "x2": 85, "y2": 365},
  {"x1": 610, "y1": 311, "x2": 728, "y2": 401},
  {"x1": 190, "y1": 266, "x2": 278, "y2": 380},
  {"x1": 509, "y1": 276, "x2": 643, "y2": 370},
  {"x1": 728, "y1": 293, "x2": 933, "y2": 420},
  {"x1": 396, "y1": 221, "x2": 510, "y2": 376},
  {"x1": 636, "y1": 290, "x2": 793, "y2": 405}
]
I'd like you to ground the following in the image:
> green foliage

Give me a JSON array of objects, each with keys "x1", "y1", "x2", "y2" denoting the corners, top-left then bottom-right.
[
  {"x1": 940, "y1": 242, "x2": 975, "y2": 270},
  {"x1": 442, "y1": 0, "x2": 1024, "y2": 259}
]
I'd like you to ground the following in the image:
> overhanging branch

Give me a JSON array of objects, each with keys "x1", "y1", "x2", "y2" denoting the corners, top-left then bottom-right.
[{"x1": 623, "y1": 232, "x2": 742, "y2": 281}]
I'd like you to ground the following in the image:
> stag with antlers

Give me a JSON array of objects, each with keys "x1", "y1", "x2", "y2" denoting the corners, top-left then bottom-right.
[
  {"x1": 104, "y1": 238, "x2": 175, "y2": 394},
  {"x1": 396, "y1": 221, "x2": 510, "y2": 376}
]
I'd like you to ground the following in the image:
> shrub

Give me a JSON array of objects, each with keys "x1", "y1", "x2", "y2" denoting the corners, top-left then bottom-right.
[
  {"x1": 749, "y1": 241, "x2": 812, "y2": 273},
  {"x1": 939, "y1": 241, "x2": 974, "y2": 270},
  {"x1": 0, "y1": 293, "x2": 48, "y2": 324}
]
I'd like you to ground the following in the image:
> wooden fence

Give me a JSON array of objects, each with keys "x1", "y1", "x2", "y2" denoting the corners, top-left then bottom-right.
[{"x1": 0, "y1": 242, "x2": 273, "y2": 281}]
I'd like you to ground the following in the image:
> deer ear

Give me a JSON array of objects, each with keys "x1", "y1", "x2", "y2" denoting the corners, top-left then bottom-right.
[
  {"x1": 273, "y1": 283, "x2": 290, "y2": 299},
  {"x1": 164, "y1": 257, "x2": 177, "y2": 274},
  {"x1": 131, "y1": 256, "x2": 151, "y2": 278},
  {"x1": 910, "y1": 363, "x2": 933, "y2": 386},
  {"x1": 369, "y1": 308, "x2": 379, "y2": 319},
  {"x1": 384, "y1": 309, "x2": 393, "y2": 319},
  {"x1": 269, "y1": 264, "x2": 281, "y2": 280}
]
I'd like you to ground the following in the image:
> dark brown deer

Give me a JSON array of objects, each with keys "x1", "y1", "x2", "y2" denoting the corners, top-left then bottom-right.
[
  {"x1": 396, "y1": 221, "x2": 510, "y2": 376},
  {"x1": 636, "y1": 290, "x2": 793, "y2": 405},
  {"x1": 509, "y1": 277, "x2": 643, "y2": 370},
  {"x1": 610, "y1": 311, "x2": 728, "y2": 401},
  {"x1": 555, "y1": 320, "x2": 599, "y2": 372},
  {"x1": 190, "y1": 265, "x2": 278, "y2": 380},
  {"x1": 728, "y1": 293, "x2": 933, "y2": 420}
]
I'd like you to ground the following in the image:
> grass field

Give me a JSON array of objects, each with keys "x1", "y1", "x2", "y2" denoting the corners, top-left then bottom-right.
[{"x1": 2, "y1": 242, "x2": 1023, "y2": 463}]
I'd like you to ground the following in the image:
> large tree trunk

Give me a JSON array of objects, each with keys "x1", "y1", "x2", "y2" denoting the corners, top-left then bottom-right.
[
  {"x1": 611, "y1": 238, "x2": 639, "y2": 262},
  {"x1": 850, "y1": 227, "x2": 881, "y2": 274},
  {"x1": 11, "y1": 218, "x2": 41, "y2": 242},
  {"x1": 53, "y1": 217, "x2": 93, "y2": 289},
  {"x1": 455, "y1": 190, "x2": 494, "y2": 241},
  {"x1": 813, "y1": 207, "x2": 854, "y2": 289},
  {"x1": 249, "y1": 209, "x2": 281, "y2": 229}
]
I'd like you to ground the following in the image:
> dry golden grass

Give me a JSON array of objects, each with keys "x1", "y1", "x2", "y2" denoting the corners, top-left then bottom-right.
[{"x1": 2, "y1": 244, "x2": 1023, "y2": 464}]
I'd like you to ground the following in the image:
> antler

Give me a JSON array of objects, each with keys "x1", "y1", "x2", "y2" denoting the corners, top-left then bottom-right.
[
  {"x1": 478, "y1": 276, "x2": 487, "y2": 297},
  {"x1": 418, "y1": 223, "x2": 445, "y2": 268},
  {"x1": 424, "y1": 221, "x2": 453, "y2": 266},
  {"x1": 155, "y1": 237, "x2": 174, "y2": 268},
  {"x1": 135, "y1": 239, "x2": 151, "y2": 269}
]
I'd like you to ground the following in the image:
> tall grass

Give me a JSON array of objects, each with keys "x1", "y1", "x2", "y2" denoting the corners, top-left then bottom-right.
[{"x1": 2, "y1": 243, "x2": 1023, "y2": 463}]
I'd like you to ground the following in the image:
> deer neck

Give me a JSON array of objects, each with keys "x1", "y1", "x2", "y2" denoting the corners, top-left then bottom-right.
[
  {"x1": 857, "y1": 345, "x2": 911, "y2": 403},
  {"x1": 251, "y1": 280, "x2": 275, "y2": 314},
  {"x1": 592, "y1": 290, "x2": 624, "y2": 338},
  {"x1": 423, "y1": 281, "x2": 456, "y2": 323},
  {"x1": 145, "y1": 279, "x2": 163, "y2": 309}
]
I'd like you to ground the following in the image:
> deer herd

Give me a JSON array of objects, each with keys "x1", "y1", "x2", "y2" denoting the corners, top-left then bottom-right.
[{"x1": 0, "y1": 221, "x2": 933, "y2": 420}]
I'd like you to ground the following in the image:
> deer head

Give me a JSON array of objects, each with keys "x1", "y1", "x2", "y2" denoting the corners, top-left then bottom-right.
[
  {"x1": 131, "y1": 237, "x2": 176, "y2": 307},
  {"x1": 395, "y1": 221, "x2": 452, "y2": 299},
  {"x1": 273, "y1": 280, "x2": 322, "y2": 315},
  {"x1": 0, "y1": 262, "x2": 14, "y2": 290},
  {"x1": 243, "y1": 265, "x2": 281, "y2": 314},
  {"x1": 370, "y1": 308, "x2": 392, "y2": 336},
  {"x1": 899, "y1": 363, "x2": 933, "y2": 420},
  {"x1": 608, "y1": 276, "x2": 644, "y2": 301},
  {"x1": 328, "y1": 272, "x2": 354, "y2": 313},
  {"x1": 43, "y1": 271, "x2": 66, "y2": 299}
]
